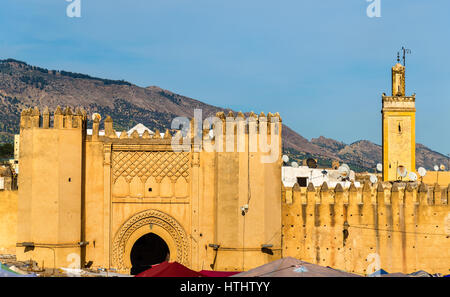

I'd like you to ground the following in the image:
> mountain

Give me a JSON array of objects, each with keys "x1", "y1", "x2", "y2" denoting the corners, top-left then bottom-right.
[
  {"x1": 0, "y1": 58, "x2": 447, "y2": 171},
  {"x1": 310, "y1": 136, "x2": 449, "y2": 171},
  {"x1": 0, "y1": 59, "x2": 222, "y2": 135},
  {"x1": 311, "y1": 137, "x2": 381, "y2": 169},
  {"x1": 416, "y1": 144, "x2": 449, "y2": 171}
]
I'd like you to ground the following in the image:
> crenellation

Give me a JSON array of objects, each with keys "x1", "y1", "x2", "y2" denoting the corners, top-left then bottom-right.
[
  {"x1": 142, "y1": 130, "x2": 151, "y2": 139},
  {"x1": 19, "y1": 109, "x2": 28, "y2": 129},
  {"x1": 63, "y1": 107, "x2": 72, "y2": 128},
  {"x1": 348, "y1": 183, "x2": 359, "y2": 206},
  {"x1": 418, "y1": 183, "x2": 428, "y2": 205},
  {"x1": 130, "y1": 130, "x2": 139, "y2": 139},
  {"x1": 282, "y1": 180, "x2": 450, "y2": 274},
  {"x1": 279, "y1": 181, "x2": 450, "y2": 207},
  {"x1": 362, "y1": 183, "x2": 372, "y2": 206},
  {"x1": 29, "y1": 107, "x2": 39, "y2": 127},
  {"x1": 78, "y1": 110, "x2": 280, "y2": 150},
  {"x1": 54, "y1": 105, "x2": 62, "y2": 115},
  {"x1": 405, "y1": 182, "x2": 414, "y2": 192},
  {"x1": 30, "y1": 106, "x2": 41, "y2": 116},
  {"x1": 274, "y1": 112, "x2": 282, "y2": 122},
  {"x1": 216, "y1": 111, "x2": 225, "y2": 121},
  {"x1": 109, "y1": 131, "x2": 118, "y2": 139},
  {"x1": 104, "y1": 115, "x2": 114, "y2": 137},
  {"x1": 19, "y1": 106, "x2": 87, "y2": 130},
  {"x1": 376, "y1": 182, "x2": 384, "y2": 193},
  {"x1": 164, "y1": 129, "x2": 171, "y2": 139},
  {"x1": 320, "y1": 181, "x2": 329, "y2": 193},
  {"x1": 376, "y1": 183, "x2": 386, "y2": 206},
  {"x1": 284, "y1": 185, "x2": 292, "y2": 204},
  {"x1": 53, "y1": 106, "x2": 63, "y2": 129},
  {"x1": 334, "y1": 183, "x2": 344, "y2": 193},
  {"x1": 119, "y1": 130, "x2": 128, "y2": 139},
  {"x1": 362, "y1": 180, "x2": 371, "y2": 194},
  {"x1": 403, "y1": 184, "x2": 414, "y2": 206},
  {"x1": 42, "y1": 106, "x2": 50, "y2": 128},
  {"x1": 63, "y1": 106, "x2": 72, "y2": 116},
  {"x1": 334, "y1": 188, "x2": 345, "y2": 229},
  {"x1": 307, "y1": 182, "x2": 315, "y2": 192},
  {"x1": 320, "y1": 182, "x2": 334, "y2": 207},
  {"x1": 433, "y1": 183, "x2": 442, "y2": 205},
  {"x1": 292, "y1": 182, "x2": 300, "y2": 193},
  {"x1": 92, "y1": 117, "x2": 100, "y2": 140}
]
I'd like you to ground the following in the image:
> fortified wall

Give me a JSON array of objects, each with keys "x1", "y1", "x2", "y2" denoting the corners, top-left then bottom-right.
[
  {"x1": 282, "y1": 182, "x2": 450, "y2": 275},
  {"x1": 0, "y1": 190, "x2": 17, "y2": 255},
  {"x1": 14, "y1": 106, "x2": 282, "y2": 273}
]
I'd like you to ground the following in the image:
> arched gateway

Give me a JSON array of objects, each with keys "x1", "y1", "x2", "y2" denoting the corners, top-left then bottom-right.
[
  {"x1": 129, "y1": 233, "x2": 169, "y2": 275},
  {"x1": 112, "y1": 209, "x2": 189, "y2": 273}
]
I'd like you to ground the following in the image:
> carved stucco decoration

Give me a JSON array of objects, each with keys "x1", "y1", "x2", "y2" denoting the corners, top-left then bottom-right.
[
  {"x1": 112, "y1": 151, "x2": 190, "y2": 183},
  {"x1": 112, "y1": 209, "x2": 190, "y2": 270}
]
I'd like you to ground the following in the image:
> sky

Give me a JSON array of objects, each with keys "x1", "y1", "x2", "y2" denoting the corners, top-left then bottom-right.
[{"x1": 0, "y1": 0, "x2": 449, "y2": 155}]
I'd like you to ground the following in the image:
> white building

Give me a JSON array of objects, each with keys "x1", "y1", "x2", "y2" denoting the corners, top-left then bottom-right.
[
  {"x1": 282, "y1": 165, "x2": 361, "y2": 189},
  {"x1": 125, "y1": 123, "x2": 155, "y2": 137}
]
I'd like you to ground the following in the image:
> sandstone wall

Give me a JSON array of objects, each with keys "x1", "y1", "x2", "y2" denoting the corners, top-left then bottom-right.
[
  {"x1": 282, "y1": 182, "x2": 450, "y2": 275},
  {"x1": 0, "y1": 190, "x2": 18, "y2": 255}
]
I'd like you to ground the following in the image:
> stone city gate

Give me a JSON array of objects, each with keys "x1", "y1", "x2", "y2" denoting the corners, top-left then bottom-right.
[{"x1": 111, "y1": 209, "x2": 190, "y2": 272}]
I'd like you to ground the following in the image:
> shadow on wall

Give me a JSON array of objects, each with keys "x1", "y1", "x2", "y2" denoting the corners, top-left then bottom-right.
[{"x1": 0, "y1": 190, "x2": 18, "y2": 255}]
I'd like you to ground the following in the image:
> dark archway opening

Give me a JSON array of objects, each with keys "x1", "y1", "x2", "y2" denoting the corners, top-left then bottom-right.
[{"x1": 130, "y1": 233, "x2": 170, "y2": 275}]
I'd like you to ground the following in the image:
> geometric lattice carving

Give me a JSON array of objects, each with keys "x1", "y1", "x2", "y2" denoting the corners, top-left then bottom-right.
[
  {"x1": 112, "y1": 151, "x2": 190, "y2": 183},
  {"x1": 111, "y1": 209, "x2": 190, "y2": 271}
]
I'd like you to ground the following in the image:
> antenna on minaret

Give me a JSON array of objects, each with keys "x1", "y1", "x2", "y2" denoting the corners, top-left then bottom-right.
[{"x1": 401, "y1": 46, "x2": 411, "y2": 66}]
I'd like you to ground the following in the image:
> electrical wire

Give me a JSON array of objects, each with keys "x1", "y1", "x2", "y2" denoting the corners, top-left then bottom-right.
[{"x1": 349, "y1": 225, "x2": 449, "y2": 237}]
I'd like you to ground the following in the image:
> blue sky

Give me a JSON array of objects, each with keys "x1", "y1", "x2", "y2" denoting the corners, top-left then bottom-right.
[{"x1": 0, "y1": 0, "x2": 449, "y2": 154}]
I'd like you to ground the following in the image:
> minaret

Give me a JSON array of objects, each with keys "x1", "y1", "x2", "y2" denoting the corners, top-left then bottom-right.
[{"x1": 381, "y1": 57, "x2": 416, "y2": 181}]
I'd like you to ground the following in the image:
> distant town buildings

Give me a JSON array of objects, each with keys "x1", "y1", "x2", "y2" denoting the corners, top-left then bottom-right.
[{"x1": 281, "y1": 164, "x2": 361, "y2": 189}]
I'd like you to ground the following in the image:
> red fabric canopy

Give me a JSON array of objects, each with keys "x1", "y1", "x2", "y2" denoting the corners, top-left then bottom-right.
[
  {"x1": 198, "y1": 270, "x2": 241, "y2": 277},
  {"x1": 135, "y1": 261, "x2": 202, "y2": 277}
]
